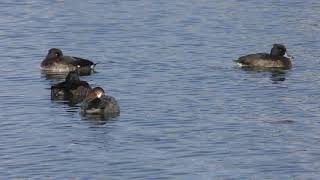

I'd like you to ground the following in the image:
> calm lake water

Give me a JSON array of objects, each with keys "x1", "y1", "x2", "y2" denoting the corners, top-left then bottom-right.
[{"x1": 1, "y1": 0, "x2": 320, "y2": 179}]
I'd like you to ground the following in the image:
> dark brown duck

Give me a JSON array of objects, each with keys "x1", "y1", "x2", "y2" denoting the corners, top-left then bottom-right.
[
  {"x1": 235, "y1": 44, "x2": 293, "y2": 69},
  {"x1": 41, "y1": 48, "x2": 96, "y2": 74},
  {"x1": 80, "y1": 87, "x2": 120, "y2": 116},
  {"x1": 51, "y1": 71, "x2": 92, "y2": 104}
]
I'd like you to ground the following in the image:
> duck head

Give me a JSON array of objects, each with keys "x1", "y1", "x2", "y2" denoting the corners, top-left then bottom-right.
[
  {"x1": 86, "y1": 87, "x2": 105, "y2": 100},
  {"x1": 270, "y1": 44, "x2": 293, "y2": 59},
  {"x1": 65, "y1": 71, "x2": 80, "y2": 82},
  {"x1": 46, "y1": 48, "x2": 63, "y2": 59}
]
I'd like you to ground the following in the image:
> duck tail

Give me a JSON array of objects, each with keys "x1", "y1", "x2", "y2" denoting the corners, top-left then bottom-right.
[
  {"x1": 91, "y1": 63, "x2": 98, "y2": 70},
  {"x1": 233, "y1": 59, "x2": 240, "y2": 63}
]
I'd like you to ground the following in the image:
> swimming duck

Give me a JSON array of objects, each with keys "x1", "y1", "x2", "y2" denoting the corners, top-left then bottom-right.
[
  {"x1": 235, "y1": 44, "x2": 293, "y2": 69},
  {"x1": 41, "y1": 48, "x2": 96, "y2": 74},
  {"x1": 51, "y1": 71, "x2": 91, "y2": 103},
  {"x1": 81, "y1": 87, "x2": 120, "y2": 116}
]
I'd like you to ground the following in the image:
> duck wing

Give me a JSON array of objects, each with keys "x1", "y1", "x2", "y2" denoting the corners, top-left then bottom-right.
[
  {"x1": 71, "y1": 56, "x2": 95, "y2": 67},
  {"x1": 51, "y1": 81, "x2": 68, "y2": 97},
  {"x1": 235, "y1": 53, "x2": 269, "y2": 65},
  {"x1": 69, "y1": 81, "x2": 91, "y2": 98},
  {"x1": 51, "y1": 81, "x2": 68, "y2": 91},
  {"x1": 86, "y1": 98, "x2": 104, "y2": 109},
  {"x1": 101, "y1": 96, "x2": 120, "y2": 114},
  {"x1": 66, "y1": 81, "x2": 90, "y2": 90}
]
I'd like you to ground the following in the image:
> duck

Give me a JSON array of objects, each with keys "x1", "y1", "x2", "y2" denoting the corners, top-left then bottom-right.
[
  {"x1": 80, "y1": 87, "x2": 120, "y2": 116},
  {"x1": 235, "y1": 44, "x2": 293, "y2": 69},
  {"x1": 51, "y1": 71, "x2": 91, "y2": 103},
  {"x1": 40, "y1": 48, "x2": 96, "y2": 74}
]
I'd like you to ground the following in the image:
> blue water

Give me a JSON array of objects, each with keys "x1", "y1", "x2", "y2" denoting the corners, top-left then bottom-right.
[{"x1": 1, "y1": 0, "x2": 320, "y2": 179}]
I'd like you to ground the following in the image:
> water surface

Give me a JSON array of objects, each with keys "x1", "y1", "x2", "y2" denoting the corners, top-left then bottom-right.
[{"x1": 0, "y1": 0, "x2": 320, "y2": 179}]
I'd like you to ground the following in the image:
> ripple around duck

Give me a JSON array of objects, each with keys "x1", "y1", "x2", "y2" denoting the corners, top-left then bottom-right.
[{"x1": 1, "y1": 0, "x2": 320, "y2": 179}]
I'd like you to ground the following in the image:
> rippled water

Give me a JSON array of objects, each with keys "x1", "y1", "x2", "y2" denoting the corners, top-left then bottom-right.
[{"x1": 1, "y1": 0, "x2": 320, "y2": 179}]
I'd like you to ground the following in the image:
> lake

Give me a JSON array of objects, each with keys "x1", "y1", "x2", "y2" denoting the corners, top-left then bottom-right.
[{"x1": 0, "y1": 0, "x2": 320, "y2": 179}]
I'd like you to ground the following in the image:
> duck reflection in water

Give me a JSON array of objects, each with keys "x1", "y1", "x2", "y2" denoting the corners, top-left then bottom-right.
[
  {"x1": 41, "y1": 70, "x2": 94, "y2": 81},
  {"x1": 81, "y1": 113, "x2": 119, "y2": 124},
  {"x1": 239, "y1": 67, "x2": 288, "y2": 83},
  {"x1": 270, "y1": 70, "x2": 286, "y2": 82}
]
